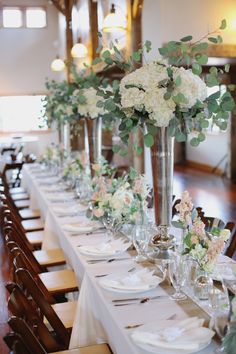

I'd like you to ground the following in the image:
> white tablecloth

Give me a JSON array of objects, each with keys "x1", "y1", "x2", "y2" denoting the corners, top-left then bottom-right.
[{"x1": 22, "y1": 164, "x2": 220, "y2": 354}]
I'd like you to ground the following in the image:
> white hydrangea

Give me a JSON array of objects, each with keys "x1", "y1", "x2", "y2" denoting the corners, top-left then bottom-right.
[
  {"x1": 77, "y1": 87, "x2": 105, "y2": 119},
  {"x1": 120, "y1": 62, "x2": 175, "y2": 127},
  {"x1": 144, "y1": 87, "x2": 175, "y2": 127},
  {"x1": 173, "y1": 67, "x2": 207, "y2": 108},
  {"x1": 120, "y1": 62, "x2": 169, "y2": 92}
]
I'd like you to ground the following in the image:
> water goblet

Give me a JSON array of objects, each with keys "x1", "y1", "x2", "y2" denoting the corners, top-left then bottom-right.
[
  {"x1": 209, "y1": 280, "x2": 230, "y2": 353},
  {"x1": 168, "y1": 254, "x2": 187, "y2": 300},
  {"x1": 102, "y1": 212, "x2": 115, "y2": 241},
  {"x1": 132, "y1": 224, "x2": 150, "y2": 262}
]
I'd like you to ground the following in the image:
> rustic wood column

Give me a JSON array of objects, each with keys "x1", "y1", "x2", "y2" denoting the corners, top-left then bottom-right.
[
  {"x1": 127, "y1": 0, "x2": 144, "y2": 173},
  {"x1": 88, "y1": 0, "x2": 99, "y2": 60}
]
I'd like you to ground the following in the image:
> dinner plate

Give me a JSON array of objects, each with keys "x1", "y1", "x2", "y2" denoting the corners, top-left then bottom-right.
[
  {"x1": 62, "y1": 221, "x2": 102, "y2": 234},
  {"x1": 79, "y1": 241, "x2": 131, "y2": 258},
  {"x1": 130, "y1": 319, "x2": 213, "y2": 354},
  {"x1": 99, "y1": 271, "x2": 162, "y2": 294}
]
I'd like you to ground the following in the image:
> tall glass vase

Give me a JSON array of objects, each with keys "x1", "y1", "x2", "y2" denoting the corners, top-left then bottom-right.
[
  {"x1": 150, "y1": 126, "x2": 175, "y2": 256},
  {"x1": 63, "y1": 122, "x2": 71, "y2": 154},
  {"x1": 84, "y1": 117, "x2": 102, "y2": 176}
]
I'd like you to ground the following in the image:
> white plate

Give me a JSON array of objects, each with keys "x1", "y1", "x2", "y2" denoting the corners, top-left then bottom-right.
[
  {"x1": 62, "y1": 222, "x2": 102, "y2": 234},
  {"x1": 79, "y1": 242, "x2": 130, "y2": 258},
  {"x1": 130, "y1": 320, "x2": 213, "y2": 354},
  {"x1": 99, "y1": 272, "x2": 162, "y2": 294}
]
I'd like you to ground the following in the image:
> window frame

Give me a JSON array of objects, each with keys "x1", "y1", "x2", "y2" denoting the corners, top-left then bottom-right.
[
  {"x1": 0, "y1": 94, "x2": 49, "y2": 133},
  {"x1": 2, "y1": 7, "x2": 23, "y2": 28},
  {"x1": 0, "y1": 5, "x2": 47, "y2": 29}
]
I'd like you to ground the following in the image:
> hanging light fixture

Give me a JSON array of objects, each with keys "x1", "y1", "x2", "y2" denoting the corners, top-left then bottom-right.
[
  {"x1": 50, "y1": 56, "x2": 65, "y2": 71},
  {"x1": 71, "y1": 37, "x2": 88, "y2": 58},
  {"x1": 102, "y1": 3, "x2": 127, "y2": 33}
]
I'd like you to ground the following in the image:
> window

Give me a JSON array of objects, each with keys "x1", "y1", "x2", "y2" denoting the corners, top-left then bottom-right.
[
  {"x1": 0, "y1": 96, "x2": 47, "y2": 132},
  {"x1": 26, "y1": 8, "x2": 47, "y2": 28},
  {"x1": 2, "y1": 7, "x2": 47, "y2": 28},
  {"x1": 3, "y1": 8, "x2": 22, "y2": 28}
]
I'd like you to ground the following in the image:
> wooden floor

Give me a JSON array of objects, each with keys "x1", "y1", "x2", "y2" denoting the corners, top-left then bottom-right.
[{"x1": 0, "y1": 166, "x2": 236, "y2": 353}]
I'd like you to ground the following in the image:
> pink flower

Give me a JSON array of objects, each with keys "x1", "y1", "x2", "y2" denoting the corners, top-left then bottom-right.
[
  {"x1": 124, "y1": 195, "x2": 132, "y2": 205},
  {"x1": 92, "y1": 164, "x2": 102, "y2": 172},
  {"x1": 93, "y1": 208, "x2": 104, "y2": 218},
  {"x1": 192, "y1": 218, "x2": 205, "y2": 236}
]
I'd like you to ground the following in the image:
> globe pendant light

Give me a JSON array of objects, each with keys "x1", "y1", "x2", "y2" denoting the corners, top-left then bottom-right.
[
  {"x1": 71, "y1": 38, "x2": 88, "y2": 58},
  {"x1": 102, "y1": 3, "x2": 127, "y2": 33},
  {"x1": 51, "y1": 56, "x2": 65, "y2": 71}
]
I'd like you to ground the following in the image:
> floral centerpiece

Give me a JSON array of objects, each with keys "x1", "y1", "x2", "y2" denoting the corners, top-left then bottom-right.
[
  {"x1": 62, "y1": 151, "x2": 89, "y2": 182},
  {"x1": 39, "y1": 144, "x2": 67, "y2": 169},
  {"x1": 41, "y1": 79, "x2": 77, "y2": 130},
  {"x1": 90, "y1": 169, "x2": 150, "y2": 231},
  {"x1": 183, "y1": 217, "x2": 230, "y2": 272},
  {"x1": 96, "y1": 20, "x2": 235, "y2": 252}
]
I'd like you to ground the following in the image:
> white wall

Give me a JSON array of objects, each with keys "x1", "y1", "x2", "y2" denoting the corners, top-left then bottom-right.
[
  {"x1": 142, "y1": 0, "x2": 235, "y2": 179},
  {"x1": 0, "y1": 0, "x2": 63, "y2": 95}
]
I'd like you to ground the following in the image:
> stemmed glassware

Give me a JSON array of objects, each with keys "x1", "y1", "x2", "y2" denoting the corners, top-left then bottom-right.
[
  {"x1": 168, "y1": 253, "x2": 187, "y2": 300},
  {"x1": 102, "y1": 212, "x2": 116, "y2": 241},
  {"x1": 209, "y1": 279, "x2": 230, "y2": 353},
  {"x1": 132, "y1": 224, "x2": 150, "y2": 262}
]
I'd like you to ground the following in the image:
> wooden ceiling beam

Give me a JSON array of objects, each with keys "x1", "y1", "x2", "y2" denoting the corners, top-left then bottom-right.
[
  {"x1": 132, "y1": 0, "x2": 143, "y2": 19},
  {"x1": 51, "y1": 0, "x2": 66, "y2": 15}
]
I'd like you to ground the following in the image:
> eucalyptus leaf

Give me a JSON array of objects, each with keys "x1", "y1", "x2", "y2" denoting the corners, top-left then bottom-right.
[
  {"x1": 220, "y1": 19, "x2": 227, "y2": 30},
  {"x1": 208, "y1": 37, "x2": 218, "y2": 44},
  {"x1": 144, "y1": 133, "x2": 154, "y2": 147},
  {"x1": 180, "y1": 35, "x2": 193, "y2": 42}
]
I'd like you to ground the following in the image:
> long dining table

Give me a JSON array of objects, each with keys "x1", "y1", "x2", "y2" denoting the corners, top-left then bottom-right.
[{"x1": 21, "y1": 163, "x2": 224, "y2": 354}]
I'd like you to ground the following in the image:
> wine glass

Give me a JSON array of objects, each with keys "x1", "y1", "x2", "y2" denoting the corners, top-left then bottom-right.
[
  {"x1": 102, "y1": 212, "x2": 116, "y2": 241},
  {"x1": 168, "y1": 254, "x2": 187, "y2": 300},
  {"x1": 209, "y1": 280, "x2": 230, "y2": 353},
  {"x1": 132, "y1": 224, "x2": 150, "y2": 262}
]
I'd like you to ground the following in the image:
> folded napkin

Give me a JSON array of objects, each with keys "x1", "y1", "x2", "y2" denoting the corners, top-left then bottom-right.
[
  {"x1": 131, "y1": 317, "x2": 214, "y2": 351},
  {"x1": 53, "y1": 204, "x2": 87, "y2": 216},
  {"x1": 42, "y1": 185, "x2": 67, "y2": 193},
  {"x1": 48, "y1": 192, "x2": 75, "y2": 203},
  {"x1": 62, "y1": 220, "x2": 101, "y2": 233},
  {"x1": 213, "y1": 264, "x2": 236, "y2": 281},
  {"x1": 38, "y1": 177, "x2": 61, "y2": 185},
  {"x1": 79, "y1": 239, "x2": 131, "y2": 256},
  {"x1": 100, "y1": 269, "x2": 162, "y2": 291}
]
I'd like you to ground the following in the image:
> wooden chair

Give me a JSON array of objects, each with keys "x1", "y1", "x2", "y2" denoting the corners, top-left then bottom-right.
[
  {"x1": 1, "y1": 203, "x2": 44, "y2": 248},
  {"x1": 6, "y1": 316, "x2": 112, "y2": 354},
  {"x1": 1, "y1": 162, "x2": 24, "y2": 189},
  {"x1": 8, "y1": 270, "x2": 76, "y2": 336},
  {"x1": 7, "y1": 285, "x2": 64, "y2": 352},
  {"x1": 11, "y1": 245, "x2": 79, "y2": 299},
  {"x1": 4, "y1": 224, "x2": 66, "y2": 268}
]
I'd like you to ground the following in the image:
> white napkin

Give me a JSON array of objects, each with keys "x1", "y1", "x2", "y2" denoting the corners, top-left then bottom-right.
[
  {"x1": 42, "y1": 185, "x2": 67, "y2": 193},
  {"x1": 62, "y1": 220, "x2": 101, "y2": 233},
  {"x1": 131, "y1": 317, "x2": 214, "y2": 351},
  {"x1": 79, "y1": 239, "x2": 131, "y2": 256},
  {"x1": 213, "y1": 264, "x2": 236, "y2": 281},
  {"x1": 38, "y1": 177, "x2": 61, "y2": 185},
  {"x1": 100, "y1": 269, "x2": 162, "y2": 291},
  {"x1": 48, "y1": 192, "x2": 75, "y2": 203},
  {"x1": 53, "y1": 204, "x2": 87, "y2": 216}
]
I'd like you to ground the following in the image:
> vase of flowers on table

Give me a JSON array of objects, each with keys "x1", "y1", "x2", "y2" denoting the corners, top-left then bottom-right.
[
  {"x1": 96, "y1": 19, "x2": 235, "y2": 255},
  {"x1": 90, "y1": 167, "x2": 150, "y2": 238}
]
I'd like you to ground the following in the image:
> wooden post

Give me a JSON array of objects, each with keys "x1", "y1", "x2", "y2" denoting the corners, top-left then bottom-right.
[
  {"x1": 88, "y1": 0, "x2": 99, "y2": 60},
  {"x1": 128, "y1": 0, "x2": 144, "y2": 173},
  {"x1": 64, "y1": 0, "x2": 74, "y2": 82}
]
